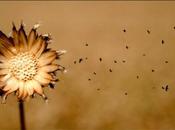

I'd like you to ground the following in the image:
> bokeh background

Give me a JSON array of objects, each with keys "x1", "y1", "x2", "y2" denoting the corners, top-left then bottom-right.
[{"x1": 0, "y1": 1, "x2": 175, "y2": 130}]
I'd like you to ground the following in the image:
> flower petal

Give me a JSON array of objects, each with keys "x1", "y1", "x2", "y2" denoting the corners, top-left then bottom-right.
[
  {"x1": 25, "y1": 81, "x2": 34, "y2": 96},
  {"x1": 12, "y1": 23, "x2": 20, "y2": 52},
  {"x1": 0, "y1": 55, "x2": 7, "y2": 63},
  {"x1": 38, "y1": 54, "x2": 56, "y2": 67},
  {"x1": 39, "y1": 51, "x2": 56, "y2": 60},
  {"x1": 0, "y1": 74, "x2": 11, "y2": 82},
  {"x1": 35, "y1": 42, "x2": 47, "y2": 58},
  {"x1": 39, "y1": 64, "x2": 59, "y2": 73},
  {"x1": 0, "y1": 63, "x2": 9, "y2": 69},
  {"x1": 34, "y1": 74, "x2": 50, "y2": 85},
  {"x1": 31, "y1": 80, "x2": 43, "y2": 95},
  {"x1": 21, "y1": 82, "x2": 28, "y2": 100},
  {"x1": 29, "y1": 36, "x2": 43, "y2": 55},
  {"x1": 18, "y1": 24, "x2": 28, "y2": 51},
  {"x1": 37, "y1": 70, "x2": 52, "y2": 80},
  {"x1": 3, "y1": 77, "x2": 18, "y2": 92},
  {"x1": 28, "y1": 28, "x2": 37, "y2": 49},
  {"x1": 0, "y1": 81, "x2": 6, "y2": 88},
  {"x1": 17, "y1": 80, "x2": 24, "y2": 99},
  {"x1": 0, "y1": 30, "x2": 17, "y2": 54},
  {"x1": 0, "y1": 69, "x2": 9, "y2": 75},
  {"x1": 0, "y1": 46, "x2": 14, "y2": 59}
]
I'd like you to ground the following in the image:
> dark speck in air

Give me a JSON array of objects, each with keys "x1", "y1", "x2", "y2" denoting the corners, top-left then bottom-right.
[
  {"x1": 74, "y1": 61, "x2": 76, "y2": 64},
  {"x1": 79, "y1": 58, "x2": 83, "y2": 63},
  {"x1": 161, "y1": 40, "x2": 164, "y2": 44},
  {"x1": 109, "y1": 69, "x2": 112, "y2": 72},
  {"x1": 123, "y1": 29, "x2": 126, "y2": 32},
  {"x1": 151, "y1": 69, "x2": 155, "y2": 72},
  {"x1": 93, "y1": 72, "x2": 96, "y2": 75},
  {"x1": 114, "y1": 60, "x2": 117, "y2": 63},
  {"x1": 147, "y1": 30, "x2": 150, "y2": 34},
  {"x1": 122, "y1": 60, "x2": 126, "y2": 63},
  {"x1": 165, "y1": 61, "x2": 168, "y2": 63},
  {"x1": 97, "y1": 88, "x2": 101, "y2": 91},
  {"x1": 99, "y1": 58, "x2": 102, "y2": 62}
]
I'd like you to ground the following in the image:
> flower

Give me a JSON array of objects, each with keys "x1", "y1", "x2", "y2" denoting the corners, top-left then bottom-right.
[{"x1": 0, "y1": 22, "x2": 66, "y2": 103}]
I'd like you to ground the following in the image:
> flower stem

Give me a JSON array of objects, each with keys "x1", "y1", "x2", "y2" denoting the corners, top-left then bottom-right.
[{"x1": 19, "y1": 101, "x2": 26, "y2": 130}]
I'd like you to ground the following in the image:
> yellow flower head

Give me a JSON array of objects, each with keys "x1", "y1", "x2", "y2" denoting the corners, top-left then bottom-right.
[{"x1": 0, "y1": 22, "x2": 66, "y2": 103}]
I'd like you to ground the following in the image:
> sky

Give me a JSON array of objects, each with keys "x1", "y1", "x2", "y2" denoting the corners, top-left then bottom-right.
[{"x1": 0, "y1": 1, "x2": 175, "y2": 130}]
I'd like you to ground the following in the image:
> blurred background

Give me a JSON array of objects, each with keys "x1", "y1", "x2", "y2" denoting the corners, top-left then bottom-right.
[{"x1": 0, "y1": 1, "x2": 175, "y2": 130}]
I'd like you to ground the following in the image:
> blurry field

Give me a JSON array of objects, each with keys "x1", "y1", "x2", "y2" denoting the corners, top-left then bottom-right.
[{"x1": 0, "y1": 1, "x2": 175, "y2": 130}]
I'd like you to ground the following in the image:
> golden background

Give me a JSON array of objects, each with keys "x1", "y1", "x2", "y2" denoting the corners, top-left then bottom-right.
[{"x1": 0, "y1": 1, "x2": 175, "y2": 130}]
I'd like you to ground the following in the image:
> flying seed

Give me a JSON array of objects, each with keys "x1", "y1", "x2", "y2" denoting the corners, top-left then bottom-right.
[
  {"x1": 147, "y1": 30, "x2": 150, "y2": 34},
  {"x1": 161, "y1": 40, "x2": 164, "y2": 44},
  {"x1": 165, "y1": 85, "x2": 169, "y2": 91},
  {"x1": 99, "y1": 58, "x2": 102, "y2": 62},
  {"x1": 79, "y1": 58, "x2": 83, "y2": 63},
  {"x1": 142, "y1": 53, "x2": 146, "y2": 56},
  {"x1": 109, "y1": 69, "x2": 112, "y2": 72}
]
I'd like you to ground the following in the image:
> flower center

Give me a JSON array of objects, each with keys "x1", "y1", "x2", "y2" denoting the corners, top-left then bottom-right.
[{"x1": 9, "y1": 52, "x2": 38, "y2": 81}]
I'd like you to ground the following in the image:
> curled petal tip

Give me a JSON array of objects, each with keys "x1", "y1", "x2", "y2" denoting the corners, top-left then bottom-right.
[
  {"x1": 42, "y1": 94, "x2": 48, "y2": 103},
  {"x1": 1, "y1": 95, "x2": 6, "y2": 104},
  {"x1": 56, "y1": 50, "x2": 67, "y2": 56},
  {"x1": 21, "y1": 21, "x2": 26, "y2": 27},
  {"x1": 47, "y1": 40, "x2": 53, "y2": 44},
  {"x1": 63, "y1": 69, "x2": 68, "y2": 73},
  {"x1": 33, "y1": 23, "x2": 40, "y2": 30},
  {"x1": 42, "y1": 33, "x2": 51, "y2": 37},
  {"x1": 8, "y1": 31, "x2": 12, "y2": 37},
  {"x1": 12, "y1": 22, "x2": 16, "y2": 29}
]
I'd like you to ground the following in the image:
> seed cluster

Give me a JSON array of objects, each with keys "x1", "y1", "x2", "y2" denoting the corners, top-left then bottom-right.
[{"x1": 9, "y1": 52, "x2": 38, "y2": 81}]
